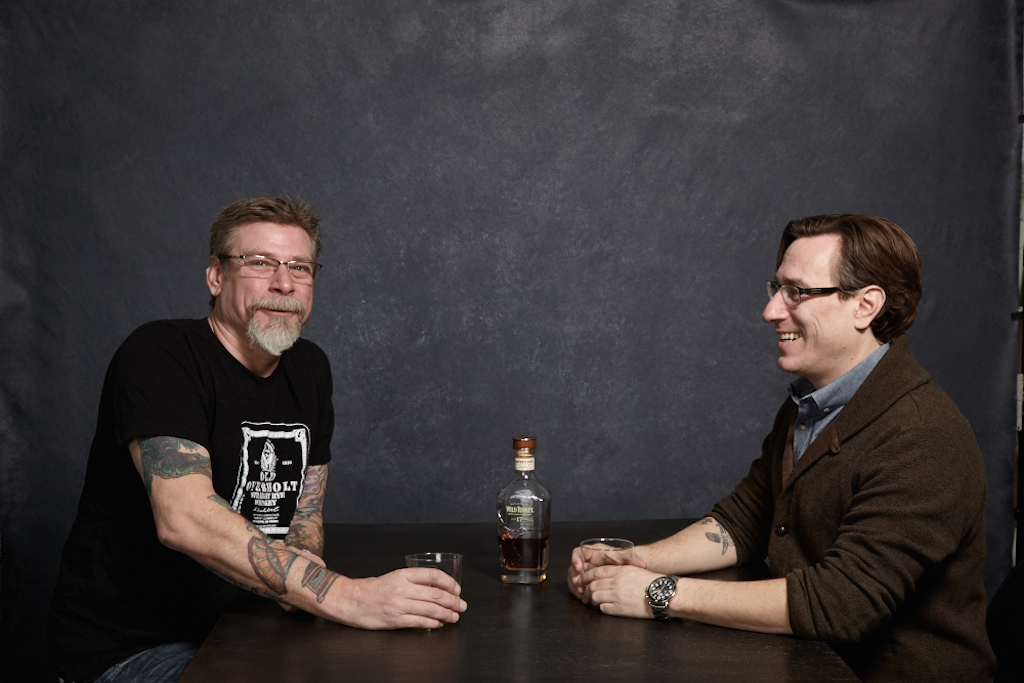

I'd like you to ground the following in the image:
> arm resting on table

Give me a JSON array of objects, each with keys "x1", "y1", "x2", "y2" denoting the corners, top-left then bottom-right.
[
  {"x1": 570, "y1": 516, "x2": 739, "y2": 599},
  {"x1": 130, "y1": 437, "x2": 466, "y2": 630},
  {"x1": 669, "y1": 576, "x2": 791, "y2": 634},
  {"x1": 575, "y1": 516, "x2": 790, "y2": 633}
]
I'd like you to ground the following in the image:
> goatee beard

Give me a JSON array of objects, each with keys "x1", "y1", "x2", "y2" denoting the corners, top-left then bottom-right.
[{"x1": 246, "y1": 297, "x2": 307, "y2": 357}]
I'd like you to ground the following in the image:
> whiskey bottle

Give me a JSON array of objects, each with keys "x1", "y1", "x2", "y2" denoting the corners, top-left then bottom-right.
[{"x1": 497, "y1": 436, "x2": 551, "y2": 584}]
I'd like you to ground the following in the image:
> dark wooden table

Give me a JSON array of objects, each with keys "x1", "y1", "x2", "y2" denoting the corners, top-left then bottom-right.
[{"x1": 180, "y1": 520, "x2": 859, "y2": 682}]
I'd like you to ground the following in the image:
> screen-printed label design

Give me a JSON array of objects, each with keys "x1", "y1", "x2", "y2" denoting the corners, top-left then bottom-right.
[{"x1": 230, "y1": 422, "x2": 310, "y2": 537}]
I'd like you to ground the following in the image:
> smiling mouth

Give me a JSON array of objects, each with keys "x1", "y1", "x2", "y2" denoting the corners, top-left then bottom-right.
[
  {"x1": 248, "y1": 296, "x2": 307, "y2": 319},
  {"x1": 779, "y1": 332, "x2": 802, "y2": 342}
]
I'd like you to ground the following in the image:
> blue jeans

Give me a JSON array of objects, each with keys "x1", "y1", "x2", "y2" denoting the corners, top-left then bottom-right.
[{"x1": 91, "y1": 642, "x2": 198, "y2": 683}]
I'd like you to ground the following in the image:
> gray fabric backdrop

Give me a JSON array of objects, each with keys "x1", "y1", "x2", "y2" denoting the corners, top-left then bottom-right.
[{"x1": 1, "y1": 1, "x2": 1020, "y2": 679}]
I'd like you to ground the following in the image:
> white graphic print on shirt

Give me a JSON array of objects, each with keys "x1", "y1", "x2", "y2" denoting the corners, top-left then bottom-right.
[{"x1": 230, "y1": 422, "x2": 311, "y2": 536}]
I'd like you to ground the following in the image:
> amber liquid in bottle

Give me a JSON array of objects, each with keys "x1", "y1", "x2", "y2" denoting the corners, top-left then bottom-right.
[{"x1": 497, "y1": 437, "x2": 551, "y2": 584}]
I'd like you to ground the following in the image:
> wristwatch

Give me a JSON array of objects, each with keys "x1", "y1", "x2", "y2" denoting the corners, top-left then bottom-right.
[{"x1": 646, "y1": 575, "x2": 679, "y2": 620}]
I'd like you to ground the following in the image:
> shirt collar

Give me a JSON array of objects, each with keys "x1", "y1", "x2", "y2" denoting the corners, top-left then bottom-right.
[{"x1": 789, "y1": 342, "x2": 890, "y2": 414}]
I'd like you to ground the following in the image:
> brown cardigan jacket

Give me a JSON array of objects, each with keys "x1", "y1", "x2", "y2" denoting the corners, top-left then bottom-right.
[{"x1": 712, "y1": 335, "x2": 995, "y2": 681}]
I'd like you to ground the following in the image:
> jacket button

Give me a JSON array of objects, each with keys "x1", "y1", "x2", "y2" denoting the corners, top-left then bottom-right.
[{"x1": 775, "y1": 525, "x2": 787, "y2": 536}]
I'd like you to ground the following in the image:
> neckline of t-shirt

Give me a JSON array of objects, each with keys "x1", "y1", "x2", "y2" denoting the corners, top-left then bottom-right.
[{"x1": 198, "y1": 317, "x2": 284, "y2": 386}]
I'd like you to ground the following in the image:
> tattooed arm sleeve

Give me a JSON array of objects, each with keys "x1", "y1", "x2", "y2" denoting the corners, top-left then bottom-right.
[
  {"x1": 128, "y1": 437, "x2": 341, "y2": 608},
  {"x1": 284, "y1": 464, "x2": 328, "y2": 555}
]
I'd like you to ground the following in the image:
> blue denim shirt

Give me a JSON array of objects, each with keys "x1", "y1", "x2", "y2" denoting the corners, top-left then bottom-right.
[{"x1": 789, "y1": 342, "x2": 890, "y2": 462}]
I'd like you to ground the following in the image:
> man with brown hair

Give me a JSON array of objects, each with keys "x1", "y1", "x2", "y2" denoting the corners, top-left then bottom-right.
[
  {"x1": 569, "y1": 214, "x2": 995, "y2": 681},
  {"x1": 49, "y1": 197, "x2": 466, "y2": 683}
]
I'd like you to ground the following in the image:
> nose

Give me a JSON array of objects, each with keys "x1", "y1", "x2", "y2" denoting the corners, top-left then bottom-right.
[
  {"x1": 269, "y1": 264, "x2": 296, "y2": 294},
  {"x1": 763, "y1": 290, "x2": 787, "y2": 323}
]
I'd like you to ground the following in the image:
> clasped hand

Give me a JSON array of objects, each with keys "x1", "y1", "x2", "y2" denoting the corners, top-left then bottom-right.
[{"x1": 567, "y1": 544, "x2": 660, "y2": 619}]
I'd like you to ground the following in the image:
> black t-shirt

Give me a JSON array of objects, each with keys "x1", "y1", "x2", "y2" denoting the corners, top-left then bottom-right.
[{"x1": 48, "y1": 319, "x2": 334, "y2": 681}]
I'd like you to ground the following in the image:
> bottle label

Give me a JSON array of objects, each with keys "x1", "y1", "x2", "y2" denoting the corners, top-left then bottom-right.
[
  {"x1": 504, "y1": 504, "x2": 535, "y2": 524},
  {"x1": 515, "y1": 455, "x2": 535, "y2": 471}
]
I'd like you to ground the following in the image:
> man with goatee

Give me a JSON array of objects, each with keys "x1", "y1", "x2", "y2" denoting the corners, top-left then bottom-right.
[{"x1": 49, "y1": 197, "x2": 466, "y2": 683}]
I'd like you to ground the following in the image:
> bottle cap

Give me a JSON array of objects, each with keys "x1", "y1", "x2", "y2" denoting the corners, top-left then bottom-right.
[{"x1": 513, "y1": 437, "x2": 536, "y2": 449}]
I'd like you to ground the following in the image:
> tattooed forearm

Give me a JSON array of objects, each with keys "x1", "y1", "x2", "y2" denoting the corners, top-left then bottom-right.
[
  {"x1": 248, "y1": 536, "x2": 298, "y2": 594},
  {"x1": 301, "y1": 562, "x2": 339, "y2": 602},
  {"x1": 700, "y1": 517, "x2": 733, "y2": 555},
  {"x1": 208, "y1": 565, "x2": 295, "y2": 604},
  {"x1": 139, "y1": 437, "x2": 212, "y2": 495},
  {"x1": 291, "y1": 504, "x2": 321, "y2": 524},
  {"x1": 209, "y1": 497, "x2": 276, "y2": 546},
  {"x1": 285, "y1": 465, "x2": 327, "y2": 554},
  {"x1": 293, "y1": 466, "x2": 327, "y2": 521}
]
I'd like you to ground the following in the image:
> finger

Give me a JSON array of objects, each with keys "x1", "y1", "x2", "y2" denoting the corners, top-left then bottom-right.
[
  {"x1": 571, "y1": 547, "x2": 586, "y2": 572},
  {"x1": 573, "y1": 563, "x2": 604, "y2": 600},
  {"x1": 289, "y1": 546, "x2": 327, "y2": 568},
  {"x1": 382, "y1": 607, "x2": 448, "y2": 631},
  {"x1": 409, "y1": 581, "x2": 468, "y2": 614},
  {"x1": 407, "y1": 596, "x2": 465, "y2": 624},
  {"x1": 590, "y1": 585, "x2": 621, "y2": 611},
  {"x1": 567, "y1": 570, "x2": 583, "y2": 599},
  {"x1": 586, "y1": 552, "x2": 618, "y2": 569},
  {"x1": 586, "y1": 574, "x2": 622, "y2": 604},
  {"x1": 417, "y1": 572, "x2": 464, "y2": 597},
  {"x1": 580, "y1": 564, "x2": 609, "y2": 585},
  {"x1": 582, "y1": 577, "x2": 603, "y2": 604},
  {"x1": 403, "y1": 567, "x2": 461, "y2": 594},
  {"x1": 402, "y1": 613, "x2": 447, "y2": 630}
]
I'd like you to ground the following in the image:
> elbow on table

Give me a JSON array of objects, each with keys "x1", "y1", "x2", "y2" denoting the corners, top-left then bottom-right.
[
  {"x1": 796, "y1": 615, "x2": 887, "y2": 645},
  {"x1": 787, "y1": 576, "x2": 895, "y2": 645}
]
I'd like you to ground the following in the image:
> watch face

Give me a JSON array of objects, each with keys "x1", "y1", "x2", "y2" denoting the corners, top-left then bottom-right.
[{"x1": 647, "y1": 576, "x2": 676, "y2": 602}]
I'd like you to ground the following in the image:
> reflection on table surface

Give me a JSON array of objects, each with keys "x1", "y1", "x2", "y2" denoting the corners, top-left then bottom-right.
[{"x1": 180, "y1": 519, "x2": 859, "y2": 683}]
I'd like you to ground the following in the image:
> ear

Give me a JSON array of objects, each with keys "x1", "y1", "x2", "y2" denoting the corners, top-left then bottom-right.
[
  {"x1": 207, "y1": 255, "x2": 224, "y2": 298},
  {"x1": 853, "y1": 285, "x2": 886, "y2": 332}
]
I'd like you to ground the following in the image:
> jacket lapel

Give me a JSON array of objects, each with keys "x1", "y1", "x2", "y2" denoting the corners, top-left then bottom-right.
[
  {"x1": 778, "y1": 335, "x2": 928, "y2": 493},
  {"x1": 782, "y1": 423, "x2": 840, "y2": 492}
]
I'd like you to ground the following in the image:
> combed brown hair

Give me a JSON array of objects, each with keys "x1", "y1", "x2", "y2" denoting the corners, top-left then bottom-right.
[
  {"x1": 208, "y1": 196, "x2": 322, "y2": 307},
  {"x1": 777, "y1": 214, "x2": 922, "y2": 342}
]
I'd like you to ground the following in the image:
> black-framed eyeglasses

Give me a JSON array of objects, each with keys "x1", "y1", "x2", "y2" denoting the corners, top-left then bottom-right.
[
  {"x1": 767, "y1": 281, "x2": 853, "y2": 306},
  {"x1": 219, "y1": 254, "x2": 322, "y2": 284}
]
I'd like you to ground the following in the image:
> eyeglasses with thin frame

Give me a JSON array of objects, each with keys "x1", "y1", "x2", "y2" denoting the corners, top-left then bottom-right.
[
  {"x1": 219, "y1": 254, "x2": 322, "y2": 284},
  {"x1": 766, "y1": 281, "x2": 854, "y2": 306}
]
